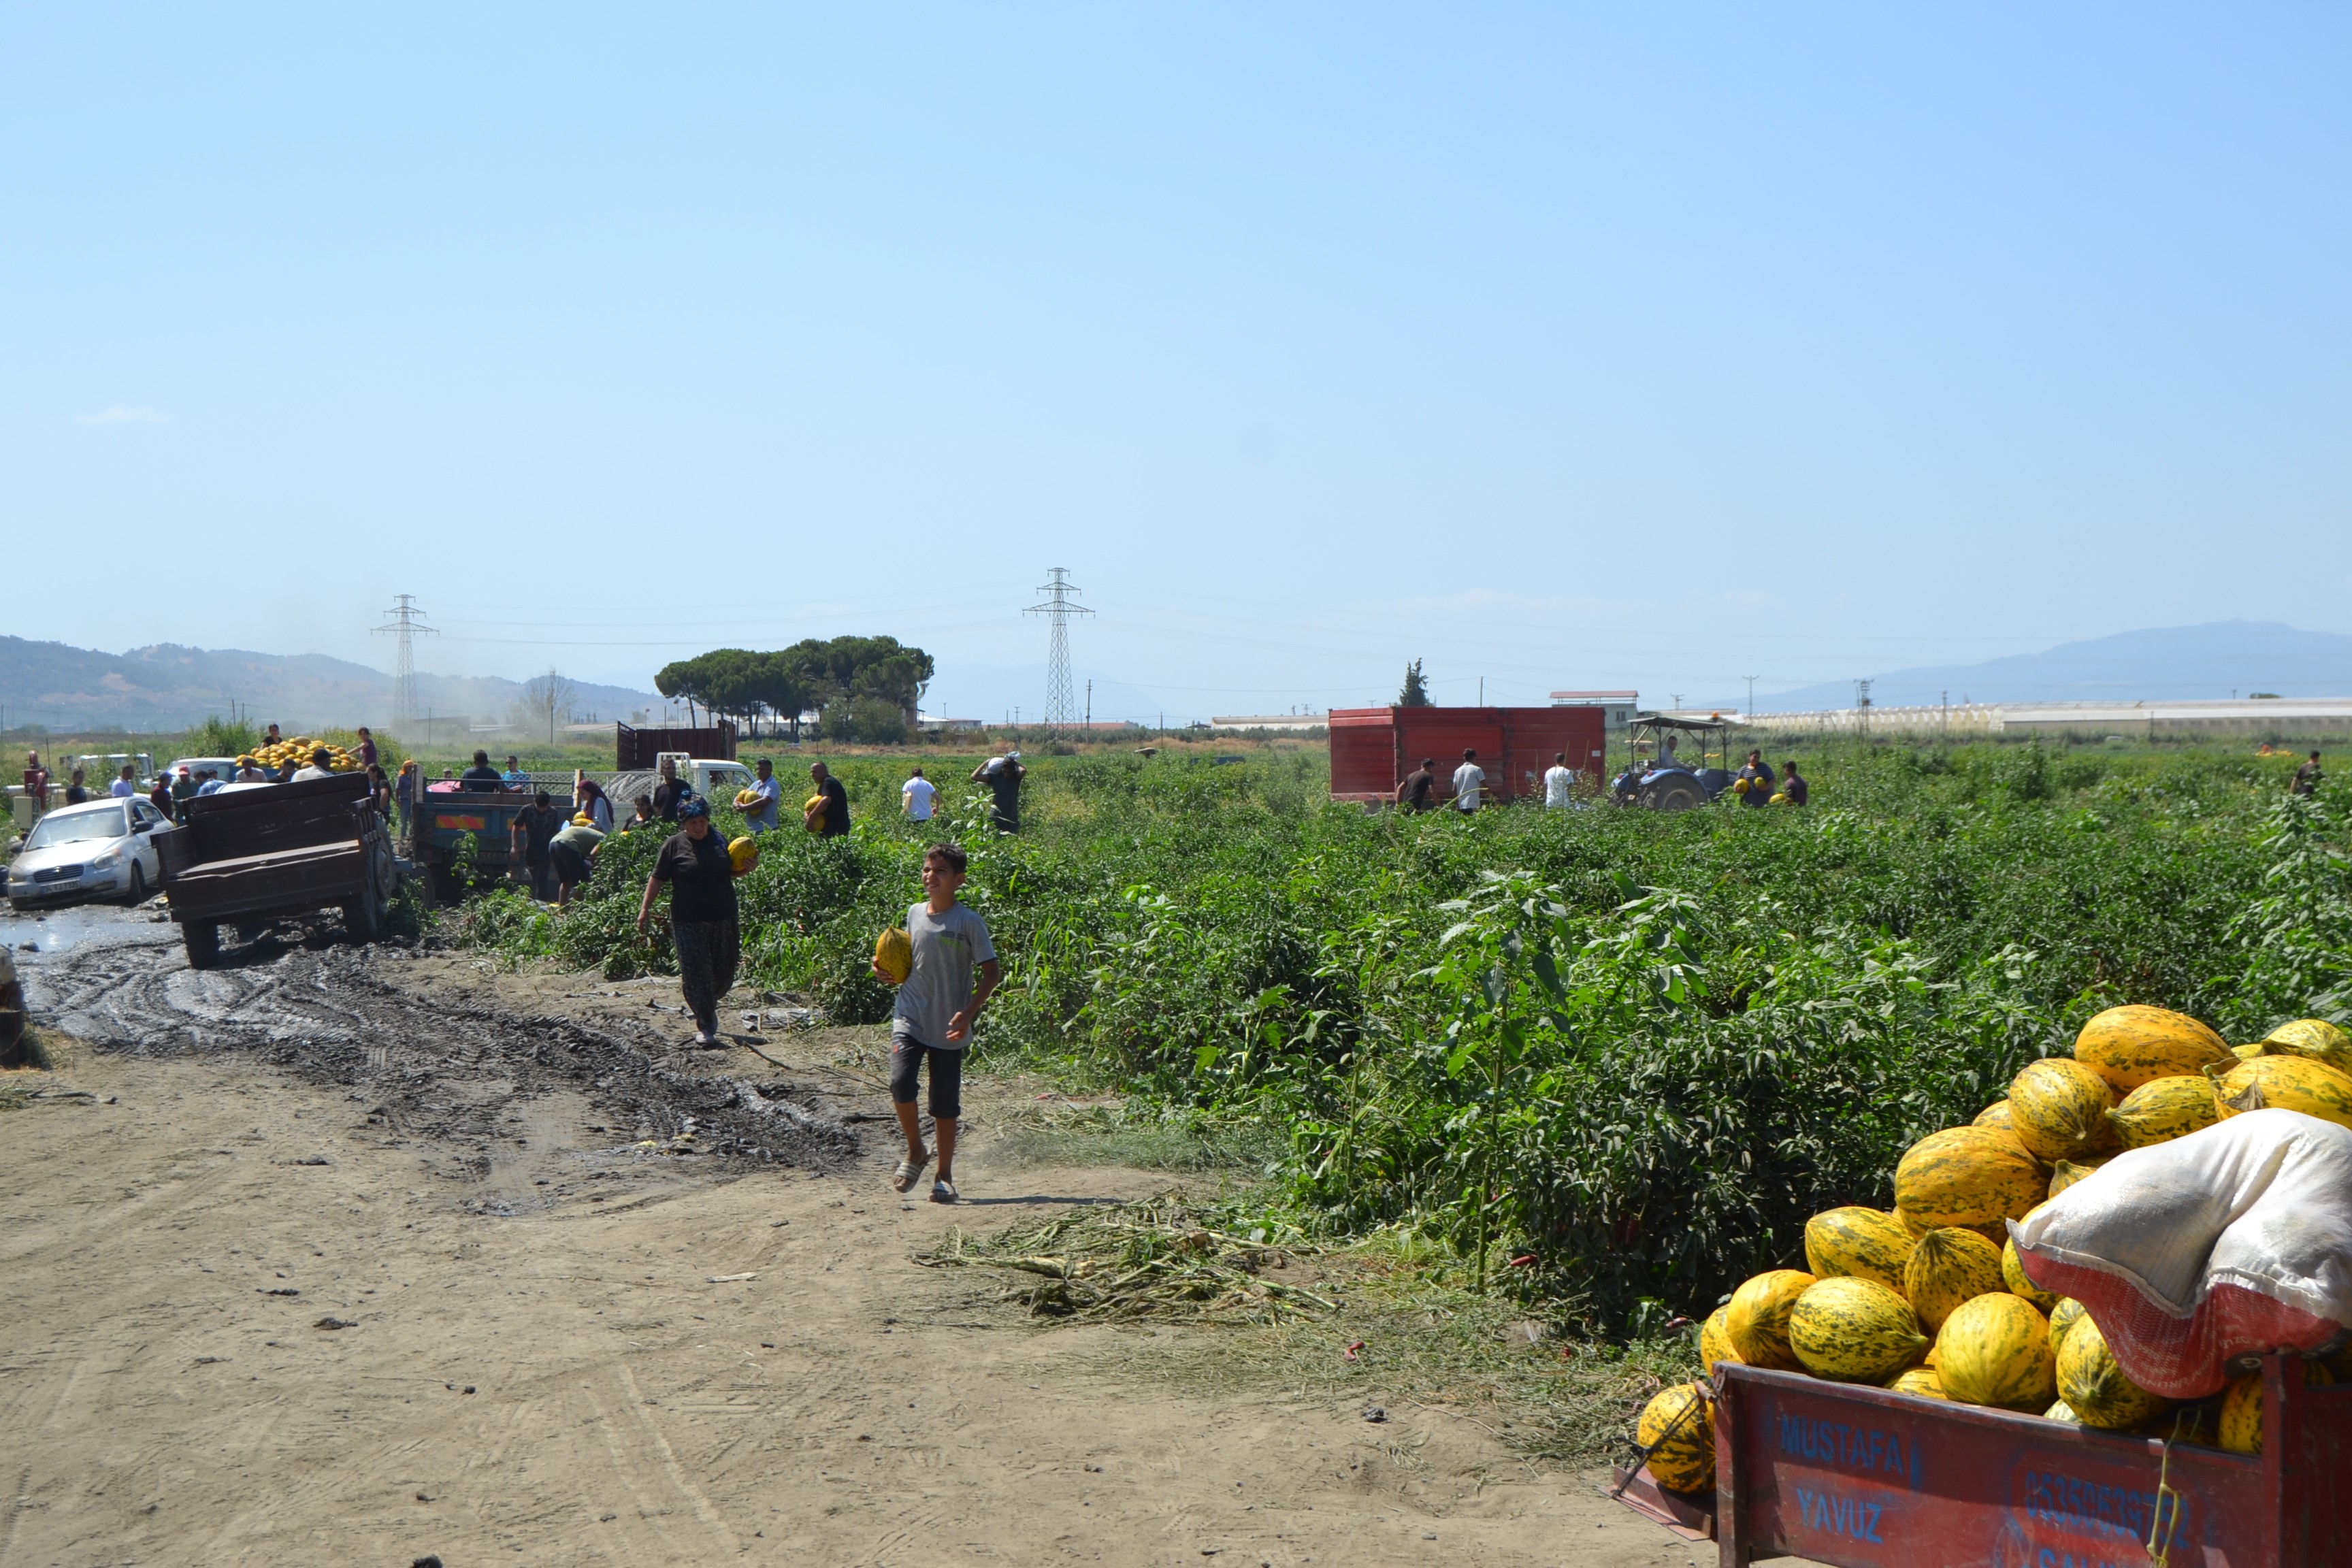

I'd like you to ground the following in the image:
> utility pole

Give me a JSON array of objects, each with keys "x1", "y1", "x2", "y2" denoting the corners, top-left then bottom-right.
[
  {"x1": 1744, "y1": 675, "x2": 1757, "y2": 719},
  {"x1": 1085, "y1": 679, "x2": 1092, "y2": 728},
  {"x1": 1671, "y1": 693, "x2": 1684, "y2": 712},
  {"x1": 1024, "y1": 568, "x2": 1095, "y2": 731},
  {"x1": 374, "y1": 594, "x2": 436, "y2": 740},
  {"x1": 1855, "y1": 679, "x2": 1873, "y2": 745},
  {"x1": 1479, "y1": 676, "x2": 1485, "y2": 706}
]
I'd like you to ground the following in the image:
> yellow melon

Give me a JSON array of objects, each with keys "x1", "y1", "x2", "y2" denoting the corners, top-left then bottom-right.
[
  {"x1": 1905, "y1": 1228, "x2": 2007, "y2": 1333},
  {"x1": 2043, "y1": 1400, "x2": 2080, "y2": 1423},
  {"x1": 2003, "y1": 1237, "x2": 2058, "y2": 1312},
  {"x1": 2108, "y1": 1074, "x2": 2221, "y2": 1150},
  {"x1": 1789, "y1": 1277, "x2": 1928, "y2": 1383},
  {"x1": 1936, "y1": 1293, "x2": 2056, "y2": 1411},
  {"x1": 2056, "y1": 1317, "x2": 2169, "y2": 1430},
  {"x1": 2072, "y1": 1005, "x2": 2233, "y2": 1092},
  {"x1": 1974, "y1": 1100, "x2": 2017, "y2": 1133},
  {"x1": 1886, "y1": 1366, "x2": 1946, "y2": 1400},
  {"x1": 873, "y1": 928, "x2": 913, "y2": 985},
  {"x1": 1803, "y1": 1207, "x2": 1912, "y2": 1293},
  {"x1": 1636, "y1": 1382, "x2": 1716, "y2": 1493},
  {"x1": 1725, "y1": 1269, "x2": 1816, "y2": 1373},
  {"x1": 1893, "y1": 1126, "x2": 2047, "y2": 1235},
  {"x1": 2009, "y1": 1058, "x2": 2119, "y2": 1162},
  {"x1": 2219, "y1": 1362, "x2": 2336, "y2": 1454},
  {"x1": 2214, "y1": 1054, "x2": 2352, "y2": 1130},
  {"x1": 728, "y1": 836, "x2": 759, "y2": 876},
  {"x1": 2046, "y1": 1298, "x2": 2087, "y2": 1358},
  {"x1": 1698, "y1": 1306, "x2": 1741, "y2": 1373},
  {"x1": 2046, "y1": 1160, "x2": 2104, "y2": 1200},
  {"x1": 2260, "y1": 1019, "x2": 2352, "y2": 1076}
]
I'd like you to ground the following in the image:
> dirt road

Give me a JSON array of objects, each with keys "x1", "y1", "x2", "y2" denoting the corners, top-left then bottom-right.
[{"x1": 1, "y1": 913, "x2": 1714, "y2": 1567}]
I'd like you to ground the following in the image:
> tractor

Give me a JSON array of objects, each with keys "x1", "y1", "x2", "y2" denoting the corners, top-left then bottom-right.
[{"x1": 1610, "y1": 713, "x2": 1740, "y2": 811}]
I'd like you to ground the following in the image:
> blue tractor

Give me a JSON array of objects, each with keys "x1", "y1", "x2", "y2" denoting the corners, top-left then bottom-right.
[{"x1": 1610, "y1": 713, "x2": 1740, "y2": 811}]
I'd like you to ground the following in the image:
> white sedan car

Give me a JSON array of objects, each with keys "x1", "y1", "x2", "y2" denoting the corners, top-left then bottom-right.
[{"x1": 5, "y1": 796, "x2": 173, "y2": 909}]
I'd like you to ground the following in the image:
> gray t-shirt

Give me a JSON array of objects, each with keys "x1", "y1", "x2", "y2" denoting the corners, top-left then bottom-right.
[{"x1": 890, "y1": 900, "x2": 996, "y2": 1051}]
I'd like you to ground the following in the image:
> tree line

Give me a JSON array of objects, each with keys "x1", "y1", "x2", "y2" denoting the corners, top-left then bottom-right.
[{"x1": 655, "y1": 636, "x2": 935, "y2": 744}]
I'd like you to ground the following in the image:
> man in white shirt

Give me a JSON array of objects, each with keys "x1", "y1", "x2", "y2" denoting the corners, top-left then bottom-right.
[
  {"x1": 1451, "y1": 749, "x2": 1485, "y2": 813},
  {"x1": 742, "y1": 757, "x2": 782, "y2": 832},
  {"x1": 109, "y1": 764, "x2": 137, "y2": 798},
  {"x1": 290, "y1": 747, "x2": 338, "y2": 783},
  {"x1": 902, "y1": 766, "x2": 937, "y2": 823},
  {"x1": 1542, "y1": 750, "x2": 1575, "y2": 808}
]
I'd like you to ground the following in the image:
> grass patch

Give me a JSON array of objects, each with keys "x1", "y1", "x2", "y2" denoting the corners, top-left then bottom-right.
[
  {"x1": 920, "y1": 1190, "x2": 1700, "y2": 1467},
  {"x1": 985, "y1": 1103, "x2": 1284, "y2": 1174}
]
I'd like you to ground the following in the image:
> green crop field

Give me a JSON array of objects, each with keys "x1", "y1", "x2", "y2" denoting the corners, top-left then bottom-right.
[{"x1": 442, "y1": 740, "x2": 2351, "y2": 1335}]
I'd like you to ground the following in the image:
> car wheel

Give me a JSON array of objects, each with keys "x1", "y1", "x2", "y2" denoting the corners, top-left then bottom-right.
[{"x1": 125, "y1": 863, "x2": 147, "y2": 904}]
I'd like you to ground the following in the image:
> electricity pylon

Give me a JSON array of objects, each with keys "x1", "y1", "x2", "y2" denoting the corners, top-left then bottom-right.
[
  {"x1": 1024, "y1": 569, "x2": 1094, "y2": 730},
  {"x1": 374, "y1": 595, "x2": 436, "y2": 736}
]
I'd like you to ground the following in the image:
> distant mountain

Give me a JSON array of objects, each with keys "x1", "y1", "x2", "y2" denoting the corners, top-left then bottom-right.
[
  {"x1": 1756, "y1": 622, "x2": 2352, "y2": 712},
  {"x1": 0, "y1": 636, "x2": 663, "y2": 733}
]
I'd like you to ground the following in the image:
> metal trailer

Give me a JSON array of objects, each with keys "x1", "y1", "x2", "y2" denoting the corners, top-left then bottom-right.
[
  {"x1": 1612, "y1": 1354, "x2": 2352, "y2": 1567},
  {"x1": 406, "y1": 787, "x2": 551, "y2": 903},
  {"x1": 1327, "y1": 706, "x2": 1606, "y2": 805},
  {"x1": 615, "y1": 722, "x2": 736, "y2": 770},
  {"x1": 156, "y1": 772, "x2": 397, "y2": 968},
  {"x1": 0, "y1": 947, "x2": 24, "y2": 1066}
]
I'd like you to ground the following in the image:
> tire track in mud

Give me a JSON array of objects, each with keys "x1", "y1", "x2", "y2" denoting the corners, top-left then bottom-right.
[{"x1": 27, "y1": 930, "x2": 858, "y2": 1177}]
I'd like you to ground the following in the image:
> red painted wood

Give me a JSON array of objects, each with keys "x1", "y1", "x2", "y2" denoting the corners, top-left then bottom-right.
[
  {"x1": 1326, "y1": 706, "x2": 1604, "y2": 803},
  {"x1": 1705, "y1": 1357, "x2": 2352, "y2": 1568}
]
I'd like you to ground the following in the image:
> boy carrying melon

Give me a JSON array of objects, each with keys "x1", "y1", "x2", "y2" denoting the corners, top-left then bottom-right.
[{"x1": 871, "y1": 842, "x2": 1000, "y2": 1203}]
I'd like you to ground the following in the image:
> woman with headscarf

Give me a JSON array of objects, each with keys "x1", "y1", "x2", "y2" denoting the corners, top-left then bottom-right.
[
  {"x1": 575, "y1": 777, "x2": 614, "y2": 834},
  {"x1": 635, "y1": 797, "x2": 739, "y2": 1047}
]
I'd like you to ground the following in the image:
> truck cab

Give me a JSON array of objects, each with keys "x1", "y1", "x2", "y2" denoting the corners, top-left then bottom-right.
[{"x1": 655, "y1": 753, "x2": 754, "y2": 802}]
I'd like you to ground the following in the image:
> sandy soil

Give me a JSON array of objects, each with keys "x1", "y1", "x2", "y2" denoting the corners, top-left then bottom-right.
[{"x1": 1, "y1": 914, "x2": 1722, "y2": 1567}]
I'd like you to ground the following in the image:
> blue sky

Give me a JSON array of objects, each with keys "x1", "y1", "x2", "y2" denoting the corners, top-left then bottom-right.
[{"x1": 5, "y1": 5, "x2": 2347, "y2": 721}]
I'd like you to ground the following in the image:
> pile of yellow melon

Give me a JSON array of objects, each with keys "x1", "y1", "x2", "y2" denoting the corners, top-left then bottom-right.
[
  {"x1": 1633, "y1": 1006, "x2": 2352, "y2": 1494},
  {"x1": 247, "y1": 736, "x2": 361, "y2": 774}
]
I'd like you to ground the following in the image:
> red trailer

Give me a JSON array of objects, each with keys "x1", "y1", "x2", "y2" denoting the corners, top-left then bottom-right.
[
  {"x1": 1327, "y1": 706, "x2": 1605, "y2": 804},
  {"x1": 1612, "y1": 1354, "x2": 2352, "y2": 1567}
]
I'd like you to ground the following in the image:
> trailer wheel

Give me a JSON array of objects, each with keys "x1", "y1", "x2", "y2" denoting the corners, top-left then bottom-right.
[
  {"x1": 344, "y1": 862, "x2": 382, "y2": 946},
  {"x1": 182, "y1": 921, "x2": 222, "y2": 970},
  {"x1": 1645, "y1": 777, "x2": 1706, "y2": 813}
]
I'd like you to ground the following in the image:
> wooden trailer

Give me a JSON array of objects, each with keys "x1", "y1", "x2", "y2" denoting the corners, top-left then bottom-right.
[
  {"x1": 155, "y1": 772, "x2": 397, "y2": 968},
  {"x1": 1327, "y1": 706, "x2": 1606, "y2": 805}
]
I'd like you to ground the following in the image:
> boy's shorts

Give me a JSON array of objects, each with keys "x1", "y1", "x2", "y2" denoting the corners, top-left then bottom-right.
[{"x1": 889, "y1": 1037, "x2": 962, "y2": 1120}]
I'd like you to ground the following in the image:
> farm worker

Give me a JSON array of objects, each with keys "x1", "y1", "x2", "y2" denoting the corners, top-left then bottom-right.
[
  {"x1": 170, "y1": 766, "x2": 199, "y2": 816},
  {"x1": 63, "y1": 768, "x2": 89, "y2": 806},
  {"x1": 395, "y1": 761, "x2": 419, "y2": 840},
  {"x1": 461, "y1": 750, "x2": 504, "y2": 789},
  {"x1": 355, "y1": 728, "x2": 378, "y2": 769},
  {"x1": 1736, "y1": 749, "x2": 1774, "y2": 808},
  {"x1": 20, "y1": 753, "x2": 48, "y2": 819},
  {"x1": 291, "y1": 747, "x2": 337, "y2": 783},
  {"x1": 624, "y1": 794, "x2": 659, "y2": 832},
  {"x1": 741, "y1": 757, "x2": 781, "y2": 833},
  {"x1": 901, "y1": 766, "x2": 936, "y2": 823},
  {"x1": 636, "y1": 796, "x2": 739, "y2": 1047},
  {"x1": 110, "y1": 764, "x2": 137, "y2": 799},
  {"x1": 1397, "y1": 757, "x2": 1437, "y2": 813},
  {"x1": 501, "y1": 754, "x2": 528, "y2": 790},
  {"x1": 365, "y1": 764, "x2": 393, "y2": 821},
  {"x1": 195, "y1": 769, "x2": 225, "y2": 797},
  {"x1": 1450, "y1": 749, "x2": 1485, "y2": 813},
  {"x1": 147, "y1": 773, "x2": 174, "y2": 819},
  {"x1": 1778, "y1": 760, "x2": 1808, "y2": 806},
  {"x1": 549, "y1": 817, "x2": 604, "y2": 910},
  {"x1": 2293, "y1": 750, "x2": 2324, "y2": 797},
  {"x1": 261, "y1": 723, "x2": 282, "y2": 749},
  {"x1": 872, "y1": 840, "x2": 1000, "y2": 1205},
  {"x1": 1542, "y1": 751, "x2": 1575, "y2": 809},
  {"x1": 234, "y1": 755, "x2": 267, "y2": 784},
  {"x1": 652, "y1": 757, "x2": 689, "y2": 822},
  {"x1": 807, "y1": 761, "x2": 851, "y2": 837},
  {"x1": 575, "y1": 777, "x2": 615, "y2": 834},
  {"x1": 510, "y1": 790, "x2": 565, "y2": 901},
  {"x1": 970, "y1": 751, "x2": 1024, "y2": 834}
]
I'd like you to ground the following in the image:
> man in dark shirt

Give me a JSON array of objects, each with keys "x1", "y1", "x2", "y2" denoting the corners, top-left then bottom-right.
[
  {"x1": 651, "y1": 757, "x2": 689, "y2": 822},
  {"x1": 970, "y1": 751, "x2": 1024, "y2": 834},
  {"x1": 460, "y1": 749, "x2": 506, "y2": 789},
  {"x1": 1736, "y1": 749, "x2": 1775, "y2": 808},
  {"x1": 2293, "y1": 751, "x2": 2324, "y2": 797},
  {"x1": 1780, "y1": 760, "x2": 1809, "y2": 806},
  {"x1": 62, "y1": 768, "x2": 89, "y2": 806},
  {"x1": 636, "y1": 798, "x2": 742, "y2": 1045},
  {"x1": 806, "y1": 762, "x2": 851, "y2": 837},
  {"x1": 509, "y1": 790, "x2": 564, "y2": 901},
  {"x1": 1397, "y1": 757, "x2": 1438, "y2": 813}
]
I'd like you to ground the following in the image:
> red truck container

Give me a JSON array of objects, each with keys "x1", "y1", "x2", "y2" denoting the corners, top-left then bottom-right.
[
  {"x1": 1328, "y1": 706, "x2": 1605, "y2": 804},
  {"x1": 1612, "y1": 1354, "x2": 2352, "y2": 1567}
]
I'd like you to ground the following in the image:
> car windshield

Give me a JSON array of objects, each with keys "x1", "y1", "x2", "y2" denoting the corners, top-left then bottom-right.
[{"x1": 24, "y1": 807, "x2": 129, "y2": 848}]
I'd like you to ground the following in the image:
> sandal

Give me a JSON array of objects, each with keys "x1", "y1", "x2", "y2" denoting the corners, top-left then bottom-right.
[
  {"x1": 930, "y1": 1178, "x2": 960, "y2": 1205},
  {"x1": 892, "y1": 1149, "x2": 931, "y2": 1193}
]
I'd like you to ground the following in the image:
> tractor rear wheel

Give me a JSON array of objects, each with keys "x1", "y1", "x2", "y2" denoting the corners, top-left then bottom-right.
[{"x1": 1645, "y1": 777, "x2": 1706, "y2": 812}]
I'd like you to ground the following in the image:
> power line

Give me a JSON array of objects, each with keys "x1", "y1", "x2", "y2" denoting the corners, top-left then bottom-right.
[
  {"x1": 1024, "y1": 568, "x2": 1094, "y2": 730},
  {"x1": 373, "y1": 595, "x2": 436, "y2": 736}
]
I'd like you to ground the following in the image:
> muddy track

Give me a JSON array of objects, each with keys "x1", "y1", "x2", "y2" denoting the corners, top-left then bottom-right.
[{"x1": 27, "y1": 928, "x2": 860, "y2": 1179}]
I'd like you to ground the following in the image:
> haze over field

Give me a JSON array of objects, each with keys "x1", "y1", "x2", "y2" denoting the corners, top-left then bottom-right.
[{"x1": 5, "y1": 8, "x2": 2347, "y2": 720}]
